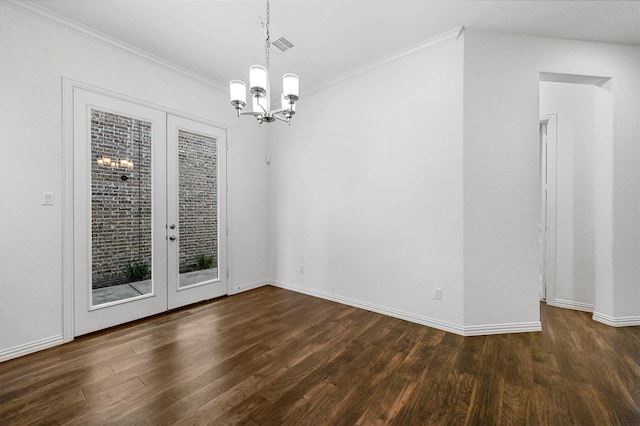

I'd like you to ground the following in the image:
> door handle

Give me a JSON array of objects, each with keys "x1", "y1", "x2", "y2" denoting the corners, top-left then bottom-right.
[{"x1": 169, "y1": 235, "x2": 177, "y2": 241}]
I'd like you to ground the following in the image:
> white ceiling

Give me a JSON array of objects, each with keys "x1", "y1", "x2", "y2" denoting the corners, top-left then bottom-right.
[{"x1": 30, "y1": 1, "x2": 640, "y2": 92}]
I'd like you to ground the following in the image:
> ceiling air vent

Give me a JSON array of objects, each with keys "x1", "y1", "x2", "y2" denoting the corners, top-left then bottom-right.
[{"x1": 270, "y1": 36, "x2": 294, "y2": 54}]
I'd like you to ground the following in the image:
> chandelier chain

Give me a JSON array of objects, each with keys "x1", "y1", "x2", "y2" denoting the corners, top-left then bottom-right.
[{"x1": 265, "y1": 0, "x2": 271, "y2": 73}]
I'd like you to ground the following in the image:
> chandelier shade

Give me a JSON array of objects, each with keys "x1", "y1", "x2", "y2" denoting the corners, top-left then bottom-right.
[
  {"x1": 249, "y1": 65, "x2": 268, "y2": 94},
  {"x1": 282, "y1": 73, "x2": 299, "y2": 99},
  {"x1": 229, "y1": 80, "x2": 247, "y2": 108}
]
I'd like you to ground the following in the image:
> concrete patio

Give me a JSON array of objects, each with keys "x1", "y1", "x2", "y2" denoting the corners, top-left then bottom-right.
[{"x1": 92, "y1": 268, "x2": 218, "y2": 305}]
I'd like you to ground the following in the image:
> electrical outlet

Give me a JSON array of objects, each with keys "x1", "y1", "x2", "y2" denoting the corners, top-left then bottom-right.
[
  {"x1": 299, "y1": 264, "x2": 304, "y2": 273},
  {"x1": 433, "y1": 286, "x2": 442, "y2": 300}
]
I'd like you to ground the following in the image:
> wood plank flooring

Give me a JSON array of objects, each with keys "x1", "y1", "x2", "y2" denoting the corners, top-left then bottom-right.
[{"x1": 1, "y1": 286, "x2": 639, "y2": 425}]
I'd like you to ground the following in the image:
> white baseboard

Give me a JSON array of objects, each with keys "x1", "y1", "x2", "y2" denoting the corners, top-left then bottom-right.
[
  {"x1": 228, "y1": 279, "x2": 269, "y2": 295},
  {"x1": 1, "y1": 281, "x2": 268, "y2": 363},
  {"x1": 462, "y1": 321, "x2": 542, "y2": 336},
  {"x1": 0, "y1": 334, "x2": 64, "y2": 362},
  {"x1": 269, "y1": 280, "x2": 465, "y2": 335},
  {"x1": 551, "y1": 298, "x2": 595, "y2": 312},
  {"x1": 270, "y1": 280, "x2": 541, "y2": 336},
  {"x1": 593, "y1": 312, "x2": 640, "y2": 327}
]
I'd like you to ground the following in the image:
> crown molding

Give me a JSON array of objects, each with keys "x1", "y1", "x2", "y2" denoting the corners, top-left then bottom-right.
[
  {"x1": 304, "y1": 26, "x2": 465, "y2": 96},
  {"x1": 7, "y1": 1, "x2": 464, "y2": 99},
  {"x1": 7, "y1": 0, "x2": 227, "y2": 93}
]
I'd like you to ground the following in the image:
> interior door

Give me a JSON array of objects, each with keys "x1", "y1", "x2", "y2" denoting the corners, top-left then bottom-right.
[
  {"x1": 539, "y1": 120, "x2": 548, "y2": 301},
  {"x1": 73, "y1": 88, "x2": 168, "y2": 335},
  {"x1": 166, "y1": 115, "x2": 227, "y2": 309}
]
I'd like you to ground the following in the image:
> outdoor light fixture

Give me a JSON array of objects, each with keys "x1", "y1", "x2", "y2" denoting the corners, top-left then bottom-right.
[
  {"x1": 96, "y1": 156, "x2": 134, "y2": 169},
  {"x1": 96, "y1": 120, "x2": 142, "y2": 170},
  {"x1": 229, "y1": 0, "x2": 299, "y2": 126}
]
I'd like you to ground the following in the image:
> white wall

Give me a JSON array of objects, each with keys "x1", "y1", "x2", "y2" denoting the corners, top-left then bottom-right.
[
  {"x1": 269, "y1": 35, "x2": 466, "y2": 331},
  {"x1": 592, "y1": 80, "x2": 616, "y2": 322},
  {"x1": 463, "y1": 30, "x2": 640, "y2": 326},
  {"x1": 540, "y1": 81, "x2": 596, "y2": 309},
  {"x1": 0, "y1": 3, "x2": 271, "y2": 357},
  {"x1": 2, "y1": 5, "x2": 637, "y2": 359}
]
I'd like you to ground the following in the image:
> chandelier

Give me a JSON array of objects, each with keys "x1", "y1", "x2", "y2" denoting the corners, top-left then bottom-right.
[{"x1": 229, "y1": 0, "x2": 299, "y2": 125}]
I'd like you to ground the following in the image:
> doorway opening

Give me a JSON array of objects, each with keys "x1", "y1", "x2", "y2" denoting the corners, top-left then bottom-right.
[{"x1": 538, "y1": 72, "x2": 613, "y2": 314}]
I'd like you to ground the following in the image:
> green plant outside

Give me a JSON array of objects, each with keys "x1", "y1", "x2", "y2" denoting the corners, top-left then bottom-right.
[
  {"x1": 196, "y1": 254, "x2": 217, "y2": 270},
  {"x1": 124, "y1": 262, "x2": 150, "y2": 282}
]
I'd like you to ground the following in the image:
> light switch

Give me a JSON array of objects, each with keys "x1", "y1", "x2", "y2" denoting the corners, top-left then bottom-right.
[{"x1": 42, "y1": 192, "x2": 54, "y2": 206}]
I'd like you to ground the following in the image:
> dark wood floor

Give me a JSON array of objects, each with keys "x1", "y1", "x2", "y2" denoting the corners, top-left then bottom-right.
[{"x1": 1, "y1": 286, "x2": 639, "y2": 425}]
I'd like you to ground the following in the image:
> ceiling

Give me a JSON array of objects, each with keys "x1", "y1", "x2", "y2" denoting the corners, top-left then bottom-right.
[{"x1": 29, "y1": 1, "x2": 640, "y2": 92}]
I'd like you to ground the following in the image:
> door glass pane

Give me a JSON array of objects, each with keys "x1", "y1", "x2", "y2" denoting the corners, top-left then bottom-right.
[
  {"x1": 91, "y1": 109, "x2": 153, "y2": 305},
  {"x1": 178, "y1": 130, "x2": 218, "y2": 287}
]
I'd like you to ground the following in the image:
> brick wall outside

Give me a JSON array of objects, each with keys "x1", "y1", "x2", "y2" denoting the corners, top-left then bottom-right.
[
  {"x1": 91, "y1": 110, "x2": 152, "y2": 288},
  {"x1": 90, "y1": 111, "x2": 219, "y2": 288},
  {"x1": 178, "y1": 130, "x2": 218, "y2": 273}
]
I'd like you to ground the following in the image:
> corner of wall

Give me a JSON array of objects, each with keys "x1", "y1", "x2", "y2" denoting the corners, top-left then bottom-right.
[{"x1": 266, "y1": 28, "x2": 466, "y2": 334}]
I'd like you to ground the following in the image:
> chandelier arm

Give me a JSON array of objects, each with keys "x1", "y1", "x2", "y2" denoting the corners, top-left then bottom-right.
[
  {"x1": 272, "y1": 114, "x2": 289, "y2": 123},
  {"x1": 258, "y1": 99, "x2": 268, "y2": 114},
  {"x1": 240, "y1": 111, "x2": 261, "y2": 117}
]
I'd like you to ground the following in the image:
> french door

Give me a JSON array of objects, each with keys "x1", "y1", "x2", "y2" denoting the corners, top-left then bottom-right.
[
  {"x1": 73, "y1": 88, "x2": 227, "y2": 336},
  {"x1": 166, "y1": 115, "x2": 227, "y2": 309}
]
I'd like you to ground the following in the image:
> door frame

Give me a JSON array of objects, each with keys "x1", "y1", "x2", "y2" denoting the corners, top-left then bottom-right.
[
  {"x1": 539, "y1": 113, "x2": 558, "y2": 305},
  {"x1": 62, "y1": 78, "x2": 230, "y2": 342}
]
